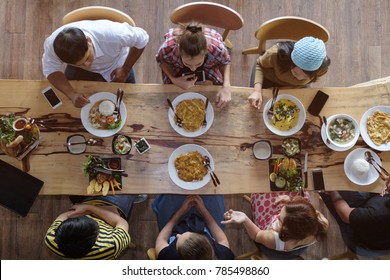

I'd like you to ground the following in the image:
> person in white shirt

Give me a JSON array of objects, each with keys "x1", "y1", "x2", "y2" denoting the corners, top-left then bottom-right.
[{"x1": 42, "y1": 20, "x2": 149, "y2": 107}]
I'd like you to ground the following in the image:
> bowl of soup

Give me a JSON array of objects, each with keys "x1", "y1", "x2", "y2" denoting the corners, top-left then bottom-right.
[{"x1": 326, "y1": 114, "x2": 359, "y2": 148}]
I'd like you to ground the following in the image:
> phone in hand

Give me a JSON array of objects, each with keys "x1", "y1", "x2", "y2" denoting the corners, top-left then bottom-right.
[
  {"x1": 307, "y1": 90, "x2": 329, "y2": 116},
  {"x1": 41, "y1": 86, "x2": 62, "y2": 109},
  {"x1": 312, "y1": 169, "x2": 325, "y2": 192},
  {"x1": 182, "y1": 70, "x2": 206, "y2": 82}
]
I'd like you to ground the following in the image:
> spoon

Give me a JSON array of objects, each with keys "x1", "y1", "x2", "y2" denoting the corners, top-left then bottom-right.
[
  {"x1": 322, "y1": 116, "x2": 331, "y2": 145},
  {"x1": 167, "y1": 98, "x2": 183, "y2": 127},
  {"x1": 364, "y1": 151, "x2": 389, "y2": 180},
  {"x1": 267, "y1": 87, "x2": 279, "y2": 119},
  {"x1": 64, "y1": 139, "x2": 98, "y2": 146},
  {"x1": 203, "y1": 155, "x2": 220, "y2": 186}
]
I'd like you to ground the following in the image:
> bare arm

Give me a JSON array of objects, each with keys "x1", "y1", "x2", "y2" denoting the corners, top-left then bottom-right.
[
  {"x1": 47, "y1": 72, "x2": 90, "y2": 108},
  {"x1": 216, "y1": 64, "x2": 232, "y2": 109},
  {"x1": 155, "y1": 196, "x2": 194, "y2": 255},
  {"x1": 192, "y1": 196, "x2": 230, "y2": 247},
  {"x1": 111, "y1": 47, "x2": 145, "y2": 82},
  {"x1": 68, "y1": 204, "x2": 129, "y2": 231},
  {"x1": 330, "y1": 191, "x2": 354, "y2": 224}
]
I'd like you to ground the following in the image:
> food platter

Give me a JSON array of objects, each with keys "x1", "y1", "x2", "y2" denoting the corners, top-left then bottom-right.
[
  {"x1": 168, "y1": 92, "x2": 214, "y2": 137},
  {"x1": 360, "y1": 106, "x2": 390, "y2": 151},
  {"x1": 80, "y1": 92, "x2": 127, "y2": 137},
  {"x1": 344, "y1": 148, "x2": 380, "y2": 186},
  {"x1": 262, "y1": 94, "x2": 306, "y2": 136},
  {"x1": 168, "y1": 144, "x2": 214, "y2": 190},
  {"x1": 268, "y1": 157, "x2": 303, "y2": 192}
]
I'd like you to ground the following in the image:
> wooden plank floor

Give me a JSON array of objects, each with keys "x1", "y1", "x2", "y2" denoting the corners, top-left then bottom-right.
[{"x1": 1, "y1": 0, "x2": 389, "y2": 260}]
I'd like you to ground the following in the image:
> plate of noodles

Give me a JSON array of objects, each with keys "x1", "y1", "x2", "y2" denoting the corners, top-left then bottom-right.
[
  {"x1": 81, "y1": 92, "x2": 127, "y2": 137},
  {"x1": 360, "y1": 106, "x2": 390, "y2": 151},
  {"x1": 344, "y1": 148, "x2": 380, "y2": 186},
  {"x1": 263, "y1": 94, "x2": 306, "y2": 136},
  {"x1": 168, "y1": 144, "x2": 214, "y2": 190},
  {"x1": 168, "y1": 92, "x2": 214, "y2": 137}
]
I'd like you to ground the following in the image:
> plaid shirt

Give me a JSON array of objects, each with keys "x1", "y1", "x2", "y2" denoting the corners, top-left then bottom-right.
[{"x1": 156, "y1": 28, "x2": 231, "y2": 85}]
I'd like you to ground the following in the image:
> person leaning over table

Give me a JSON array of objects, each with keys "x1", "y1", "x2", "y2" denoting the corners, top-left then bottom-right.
[
  {"x1": 153, "y1": 194, "x2": 234, "y2": 260},
  {"x1": 248, "y1": 36, "x2": 331, "y2": 109},
  {"x1": 156, "y1": 22, "x2": 231, "y2": 109},
  {"x1": 42, "y1": 20, "x2": 149, "y2": 108},
  {"x1": 44, "y1": 194, "x2": 136, "y2": 259},
  {"x1": 222, "y1": 195, "x2": 328, "y2": 259},
  {"x1": 319, "y1": 177, "x2": 390, "y2": 250}
]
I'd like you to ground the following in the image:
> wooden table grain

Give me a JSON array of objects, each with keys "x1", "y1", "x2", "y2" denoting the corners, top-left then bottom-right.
[{"x1": 0, "y1": 79, "x2": 389, "y2": 195}]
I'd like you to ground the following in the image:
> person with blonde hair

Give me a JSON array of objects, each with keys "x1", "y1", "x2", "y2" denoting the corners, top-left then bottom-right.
[
  {"x1": 156, "y1": 22, "x2": 231, "y2": 108},
  {"x1": 153, "y1": 195, "x2": 234, "y2": 260}
]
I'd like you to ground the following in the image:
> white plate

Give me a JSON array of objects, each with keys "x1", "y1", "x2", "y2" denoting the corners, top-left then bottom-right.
[
  {"x1": 168, "y1": 144, "x2": 214, "y2": 190},
  {"x1": 168, "y1": 92, "x2": 214, "y2": 137},
  {"x1": 262, "y1": 94, "x2": 306, "y2": 136},
  {"x1": 360, "y1": 106, "x2": 390, "y2": 151},
  {"x1": 344, "y1": 148, "x2": 380, "y2": 185},
  {"x1": 80, "y1": 92, "x2": 127, "y2": 137},
  {"x1": 321, "y1": 124, "x2": 354, "y2": 151}
]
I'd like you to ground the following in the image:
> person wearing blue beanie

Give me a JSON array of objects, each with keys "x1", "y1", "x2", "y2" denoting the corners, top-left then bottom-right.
[{"x1": 248, "y1": 36, "x2": 331, "y2": 109}]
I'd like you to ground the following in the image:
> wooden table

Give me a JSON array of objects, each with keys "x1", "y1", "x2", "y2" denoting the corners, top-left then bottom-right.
[{"x1": 0, "y1": 79, "x2": 389, "y2": 195}]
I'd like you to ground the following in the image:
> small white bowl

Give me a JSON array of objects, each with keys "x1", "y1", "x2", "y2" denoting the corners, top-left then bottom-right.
[
  {"x1": 326, "y1": 114, "x2": 359, "y2": 148},
  {"x1": 253, "y1": 140, "x2": 272, "y2": 160}
]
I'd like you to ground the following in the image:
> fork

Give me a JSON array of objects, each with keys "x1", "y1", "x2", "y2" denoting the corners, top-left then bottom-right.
[
  {"x1": 364, "y1": 151, "x2": 389, "y2": 180},
  {"x1": 267, "y1": 87, "x2": 279, "y2": 119},
  {"x1": 167, "y1": 98, "x2": 183, "y2": 127},
  {"x1": 202, "y1": 98, "x2": 209, "y2": 127},
  {"x1": 113, "y1": 88, "x2": 124, "y2": 123}
]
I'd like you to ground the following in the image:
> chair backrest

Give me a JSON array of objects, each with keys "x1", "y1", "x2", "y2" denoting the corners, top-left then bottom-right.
[
  {"x1": 62, "y1": 6, "x2": 135, "y2": 26},
  {"x1": 243, "y1": 16, "x2": 329, "y2": 54},
  {"x1": 169, "y1": 1, "x2": 243, "y2": 48},
  {"x1": 147, "y1": 248, "x2": 157, "y2": 260}
]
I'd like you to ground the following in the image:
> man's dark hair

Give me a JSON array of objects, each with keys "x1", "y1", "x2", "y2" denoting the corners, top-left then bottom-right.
[
  {"x1": 55, "y1": 216, "x2": 99, "y2": 258},
  {"x1": 53, "y1": 27, "x2": 89, "y2": 64}
]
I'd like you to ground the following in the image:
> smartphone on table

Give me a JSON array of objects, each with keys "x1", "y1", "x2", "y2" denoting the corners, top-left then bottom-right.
[
  {"x1": 312, "y1": 169, "x2": 325, "y2": 192},
  {"x1": 41, "y1": 86, "x2": 62, "y2": 109},
  {"x1": 307, "y1": 90, "x2": 329, "y2": 116},
  {"x1": 182, "y1": 70, "x2": 206, "y2": 82}
]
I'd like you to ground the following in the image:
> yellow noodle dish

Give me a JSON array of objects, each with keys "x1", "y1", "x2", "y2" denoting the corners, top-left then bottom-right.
[
  {"x1": 175, "y1": 99, "x2": 206, "y2": 132},
  {"x1": 271, "y1": 98, "x2": 300, "y2": 131},
  {"x1": 174, "y1": 151, "x2": 208, "y2": 182}
]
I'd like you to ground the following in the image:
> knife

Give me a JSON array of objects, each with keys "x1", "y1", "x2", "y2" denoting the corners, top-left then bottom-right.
[
  {"x1": 304, "y1": 152, "x2": 308, "y2": 188},
  {"x1": 16, "y1": 137, "x2": 44, "y2": 160},
  {"x1": 94, "y1": 167, "x2": 128, "y2": 177}
]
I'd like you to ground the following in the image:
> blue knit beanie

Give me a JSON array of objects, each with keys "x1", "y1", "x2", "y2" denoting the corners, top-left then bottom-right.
[{"x1": 291, "y1": 37, "x2": 326, "y2": 71}]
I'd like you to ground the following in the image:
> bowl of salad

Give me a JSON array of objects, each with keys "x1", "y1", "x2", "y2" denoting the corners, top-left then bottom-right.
[
  {"x1": 326, "y1": 114, "x2": 359, "y2": 148},
  {"x1": 112, "y1": 134, "x2": 132, "y2": 155}
]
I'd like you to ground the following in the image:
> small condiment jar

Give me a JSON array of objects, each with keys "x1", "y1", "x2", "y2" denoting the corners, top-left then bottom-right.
[
  {"x1": 12, "y1": 118, "x2": 28, "y2": 131},
  {"x1": 253, "y1": 140, "x2": 272, "y2": 160}
]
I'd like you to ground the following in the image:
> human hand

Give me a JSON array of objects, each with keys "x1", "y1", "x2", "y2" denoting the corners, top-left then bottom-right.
[
  {"x1": 381, "y1": 177, "x2": 390, "y2": 196},
  {"x1": 274, "y1": 195, "x2": 291, "y2": 205},
  {"x1": 248, "y1": 91, "x2": 262, "y2": 109},
  {"x1": 216, "y1": 86, "x2": 231, "y2": 108},
  {"x1": 111, "y1": 67, "x2": 130, "y2": 83},
  {"x1": 191, "y1": 195, "x2": 208, "y2": 214},
  {"x1": 67, "y1": 204, "x2": 91, "y2": 218},
  {"x1": 221, "y1": 209, "x2": 247, "y2": 224},
  {"x1": 177, "y1": 195, "x2": 196, "y2": 215},
  {"x1": 172, "y1": 75, "x2": 197, "y2": 90},
  {"x1": 70, "y1": 92, "x2": 90, "y2": 108}
]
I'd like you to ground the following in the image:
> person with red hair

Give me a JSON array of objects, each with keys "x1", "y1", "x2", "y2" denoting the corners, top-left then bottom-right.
[{"x1": 223, "y1": 195, "x2": 328, "y2": 259}]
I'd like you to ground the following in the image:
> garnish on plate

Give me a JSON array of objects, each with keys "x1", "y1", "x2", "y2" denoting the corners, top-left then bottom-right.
[
  {"x1": 83, "y1": 155, "x2": 122, "y2": 196},
  {"x1": 269, "y1": 157, "x2": 303, "y2": 192}
]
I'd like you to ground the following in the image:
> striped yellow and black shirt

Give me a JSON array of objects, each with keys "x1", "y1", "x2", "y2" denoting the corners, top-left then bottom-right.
[{"x1": 44, "y1": 215, "x2": 130, "y2": 259}]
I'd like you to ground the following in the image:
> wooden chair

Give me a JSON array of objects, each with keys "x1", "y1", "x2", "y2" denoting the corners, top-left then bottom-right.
[
  {"x1": 62, "y1": 6, "x2": 135, "y2": 26},
  {"x1": 169, "y1": 1, "x2": 244, "y2": 49},
  {"x1": 147, "y1": 248, "x2": 157, "y2": 260},
  {"x1": 242, "y1": 16, "x2": 329, "y2": 55}
]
